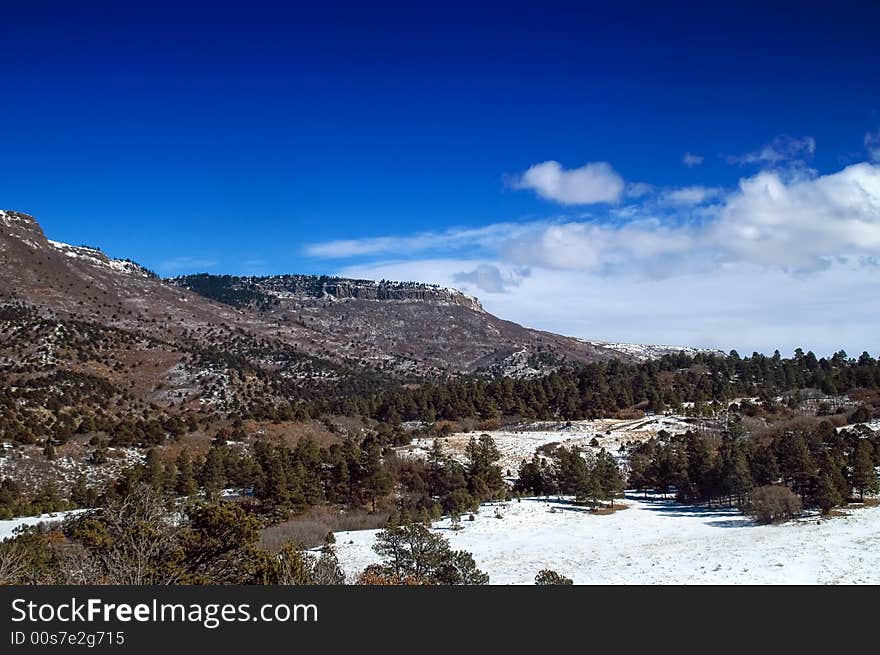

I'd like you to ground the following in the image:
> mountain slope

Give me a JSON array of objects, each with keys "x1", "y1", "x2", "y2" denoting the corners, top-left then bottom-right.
[
  {"x1": 1, "y1": 210, "x2": 628, "y2": 388},
  {"x1": 169, "y1": 273, "x2": 622, "y2": 376}
]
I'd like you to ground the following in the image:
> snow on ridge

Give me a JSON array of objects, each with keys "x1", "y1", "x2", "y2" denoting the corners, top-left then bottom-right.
[
  {"x1": 582, "y1": 339, "x2": 726, "y2": 361},
  {"x1": 47, "y1": 239, "x2": 150, "y2": 278},
  {"x1": 0, "y1": 209, "x2": 34, "y2": 224}
]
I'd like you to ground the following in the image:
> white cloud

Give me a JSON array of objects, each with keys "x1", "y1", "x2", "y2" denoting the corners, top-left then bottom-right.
[
  {"x1": 683, "y1": 152, "x2": 704, "y2": 167},
  {"x1": 309, "y1": 163, "x2": 880, "y2": 275},
  {"x1": 866, "y1": 130, "x2": 880, "y2": 162},
  {"x1": 452, "y1": 264, "x2": 528, "y2": 293},
  {"x1": 660, "y1": 185, "x2": 723, "y2": 206},
  {"x1": 335, "y1": 257, "x2": 879, "y2": 355},
  {"x1": 511, "y1": 160, "x2": 625, "y2": 204},
  {"x1": 726, "y1": 135, "x2": 816, "y2": 165},
  {"x1": 310, "y1": 162, "x2": 880, "y2": 354},
  {"x1": 712, "y1": 163, "x2": 880, "y2": 269},
  {"x1": 304, "y1": 222, "x2": 536, "y2": 258},
  {"x1": 501, "y1": 220, "x2": 697, "y2": 273}
]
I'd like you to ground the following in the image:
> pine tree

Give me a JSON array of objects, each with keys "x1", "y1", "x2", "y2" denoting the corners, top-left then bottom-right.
[
  {"x1": 815, "y1": 473, "x2": 843, "y2": 514},
  {"x1": 850, "y1": 440, "x2": 878, "y2": 502},
  {"x1": 362, "y1": 441, "x2": 392, "y2": 512},
  {"x1": 175, "y1": 450, "x2": 198, "y2": 497},
  {"x1": 199, "y1": 446, "x2": 226, "y2": 501},
  {"x1": 592, "y1": 449, "x2": 624, "y2": 507},
  {"x1": 144, "y1": 448, "x2": 164, "y2": 488}
]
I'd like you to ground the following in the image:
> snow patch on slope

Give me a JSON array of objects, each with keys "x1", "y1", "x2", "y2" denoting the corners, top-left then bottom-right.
[
  {"x1": 48, "y1": 240, "x2": 152, "y2": 278},
  {"x1": 580, "y1": 339, "x2": 726, "y2": 361}
]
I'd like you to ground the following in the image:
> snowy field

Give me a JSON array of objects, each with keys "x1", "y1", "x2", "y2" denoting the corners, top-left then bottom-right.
[
  {"x1": 396, "y1": 415, "x2": 695, "y2": 474},
  {"x1": 330, "y1": 495, "x2": 880, "y2": 584}
]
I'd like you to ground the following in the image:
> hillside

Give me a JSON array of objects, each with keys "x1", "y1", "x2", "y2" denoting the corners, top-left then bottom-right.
[{"x1": 0, "y1": 210, "x2": 633, "y2": 424}]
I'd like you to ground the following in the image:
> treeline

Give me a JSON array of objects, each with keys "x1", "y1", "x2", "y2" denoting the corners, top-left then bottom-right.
[
  {"x1": 354, "y1": 350, "x2": 880, "y2": 423},
  {"x1": 627, "y1": 422, "x2": 880, "y2": 518},
  {"x1": 0, "y1": 478, "x2": 77, "y2": 520},
  {"x1": 99, "y1": 431, "x2": 510, "y2": 524}
]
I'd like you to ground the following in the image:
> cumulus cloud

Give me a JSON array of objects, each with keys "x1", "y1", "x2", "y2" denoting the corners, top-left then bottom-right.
[
  {"x1": 310, "y1": 163, "x2": 880, "y2": 275},
  {"x1": 310, "y1": 162, "x2": 880, "y2": 353},
  {"x1": 683, "y1": 152, "x2": 704, "y2": 167},
  {"x1": 452, "y1": 264, "x2": 528, "y2": 293},
  {"x1": 511, "y1": 160, "x2": 625, "y2": 204},
  {"x1": 726, "y1": 135, "x2": 816, "y2": 165},
  {"x1": 501, "y1": 220, "x2": 698, "y2": 274},
  {"x1": 866, "y1": 130, "x2": 880, "y2": 162},
  {"x1": 712, "y1": 163, "x2": 880, "y2": 270}
]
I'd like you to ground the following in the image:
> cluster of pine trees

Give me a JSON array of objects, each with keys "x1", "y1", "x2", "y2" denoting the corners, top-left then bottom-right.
[
  {"x1": 92, "y1": 429, "x2": 512, "y2": 526},
  {"x1": 514, "y1": 446, "x2": 624, "y2": 507},
  {"x1": 0, "y1": 484, "x2": 348, "y2": 585},
  {"x1": 627, "y1": 422, "x2": 880, "y2": 516},
  {"x1": 355, "y1": 350, "x2": 880, "y2": 423},
  {"x1": 0, "y1": 477, "x2": 76, "y2": 519}
]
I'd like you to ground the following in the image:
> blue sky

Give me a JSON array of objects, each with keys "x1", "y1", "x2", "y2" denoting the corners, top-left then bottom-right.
[{"x1": 2, "y1": 1, "x2": 880, "y2": 355}]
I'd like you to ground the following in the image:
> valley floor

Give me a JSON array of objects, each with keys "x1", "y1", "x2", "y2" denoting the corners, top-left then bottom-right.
[{"x1": 330, "y1": 494, "x2": 880, "y2": 584}]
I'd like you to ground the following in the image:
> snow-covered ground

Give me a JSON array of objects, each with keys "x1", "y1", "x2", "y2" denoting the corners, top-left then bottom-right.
[
  {"x1": 0, "y1": 509, "x2": 89, "y2": 541},
  {"x1": 579, "y1": 339, "x2": 725, "y2": 361},
  {"x1": 837, "y1": 419, "x2": 880, "y2": 433},
  {"x1": 396, "y1": 415, "x2": 694, "y2": 474},
  {"x1": 330, "y1": 495, "x2": 880, "y2": 584}
]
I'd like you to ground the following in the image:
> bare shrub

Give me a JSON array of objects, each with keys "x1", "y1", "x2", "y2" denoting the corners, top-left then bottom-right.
[
  {"x1": 0, "y1": 541, "x2": 28, "y2": 584},
  {"x1": 614, "y1": 408, "x2": 645, "y2": 420},
  {"x1": 260, "y1": 507, "x2": 391, "y2": 551},
  {"x1": 67, "y1": 486, "x2": 182, "y2": 584},
  {"x1": 745, "y1": 485, "x2": 802, "y2": 524}
]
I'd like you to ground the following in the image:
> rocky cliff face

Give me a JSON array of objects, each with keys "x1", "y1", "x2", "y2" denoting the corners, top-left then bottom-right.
[
  {"x1": 319, "y1": 278, "x2": 482, "y2": 310},
  {"x1": 169, "y1": 273, "x2": 483, "y2": 312}
]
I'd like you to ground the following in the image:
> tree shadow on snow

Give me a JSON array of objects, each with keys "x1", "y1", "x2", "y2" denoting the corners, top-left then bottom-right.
[
  {"x1": 519, "y1": 497, "x2": 595, "y2": 514},
  {"x1": 625, "y1": 494, "x2": 756, "y2": 528}
]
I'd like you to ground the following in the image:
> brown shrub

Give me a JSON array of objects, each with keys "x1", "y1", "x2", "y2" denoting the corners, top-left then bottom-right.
[
  {"x1": 476, "y1": 418, "x2": 503, "y2": 432},
  {"x1": 260, "y1": 506, "x2": 391, "y2": 551},
  {"x1": 356, "y1": 564, "x2": 428, "y2": 585},
  {"x1": 745, "y1": 485, "x2": 802, "y2": 524},
  {"x1": 614, "y1": 408, "x2": 645, "y2": 420}
]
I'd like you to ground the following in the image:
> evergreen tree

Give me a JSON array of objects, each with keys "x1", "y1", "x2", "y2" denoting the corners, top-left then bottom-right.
[
  {"x1": 815, "y1": 473, "x2": 843, "y2": 514},
  {"x1": 199, "y1": 446, "x2": 227, "y2": 501},
  {"x1": 175, "y1": 450, "x2": 198, "y2": 497},
  {"x1": 144, "y1": 448, "x2": 164, "y2": 488},
  {"x1": 592, "y1": 449, "x2": 624, "y2": 507},
  {"x1": 362, "y1": 441, "x2": 392, "y2": 512},
  {"x1": 850, "y1": 440, "x2": 878, "y2": 501}
]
